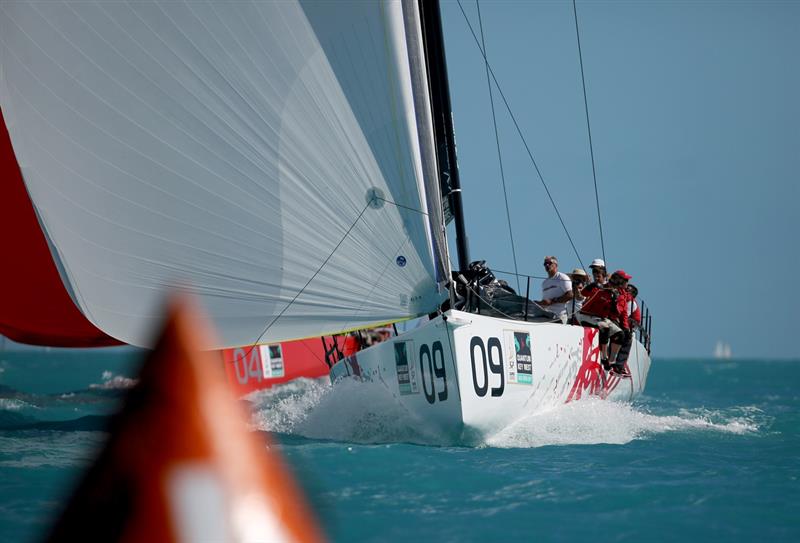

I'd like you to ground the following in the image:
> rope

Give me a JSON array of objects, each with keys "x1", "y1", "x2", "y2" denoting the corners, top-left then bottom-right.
[
  {"x1": 476, "y1": 0, "x2": 520, "y2": 293},
  {"x1": 492, "y1": 269, "x2": 548, "y2": 281},
  {"x1": 245, "y1": 201, "x2": 373, "y2": 355},
  {"x1": 243, "y1": 194, "x2": 433, "y2": 361},
  {"x1": 572, "y1": 0, "x2": 606, "y2": 263},
  {"x1": 455, "y1": 0, "x2": 585, "y2": 269}
]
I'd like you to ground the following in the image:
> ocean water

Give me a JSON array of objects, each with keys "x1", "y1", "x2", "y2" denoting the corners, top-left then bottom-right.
[{"x1": 0, "y1": 351, "x2": 798, "y2": 542}]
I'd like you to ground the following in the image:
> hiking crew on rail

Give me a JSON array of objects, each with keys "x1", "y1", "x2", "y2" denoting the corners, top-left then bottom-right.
[{"x1": 538, "y1": 256, "x2": 640, "y2": 377}]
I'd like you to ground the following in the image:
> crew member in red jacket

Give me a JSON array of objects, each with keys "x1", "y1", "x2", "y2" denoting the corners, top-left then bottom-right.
[
  {"x1": 613, "y1": 283, "x2": 642, "y2": 372},
  {"x1": 606, "y1": 271, "x2": 633, "y2": 375},
  {"x1": 578, "y1": 272, "x2": 630, "y2": 370}
]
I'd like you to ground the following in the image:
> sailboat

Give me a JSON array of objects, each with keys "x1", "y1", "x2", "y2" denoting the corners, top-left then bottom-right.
[
  {"x1": 0, "y1": 0, "x2": 651, "y2": 440},
  {"x1": 714, "y1": 341, "x2": 732, "y2": 360}
]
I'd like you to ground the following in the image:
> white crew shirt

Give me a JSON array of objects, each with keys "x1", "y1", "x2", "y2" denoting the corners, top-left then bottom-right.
[
  {"x1": 542, "y1": 272, "x2": 572, "y2": 318},
  {"x1": 570, "y1": 292, "x2": 584, "y2": 316}
]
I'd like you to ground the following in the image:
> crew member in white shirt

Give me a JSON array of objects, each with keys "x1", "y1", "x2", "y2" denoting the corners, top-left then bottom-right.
[
  {"x1": 568, "y1": 268, "x2": 588, "y2": 322},
  {"x1": 536, "y1": 256, "x2": 572, "y2": 323}
]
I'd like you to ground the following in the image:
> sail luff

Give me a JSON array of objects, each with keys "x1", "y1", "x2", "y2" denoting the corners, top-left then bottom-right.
[
  {"x1": 401, "y1": 0, "x2": 451, "y2": 288},
  {"x1": 419, "y1": 0, "x2": 470, "y2": 272}
]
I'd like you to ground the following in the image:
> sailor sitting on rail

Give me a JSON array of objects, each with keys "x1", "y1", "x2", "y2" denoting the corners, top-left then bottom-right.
[
  {"x1": 576, "y1": 270, "x2": 631, "y2": 372},
  {"x1": 612, "y1": 283, "x2": 642, "y2": 372},
  {"x1": 583, "y1": 258, "x2": 608, "y2": 296},
  {"x1": 568, "y1": 268, "x2": 588, "y2": 324}
]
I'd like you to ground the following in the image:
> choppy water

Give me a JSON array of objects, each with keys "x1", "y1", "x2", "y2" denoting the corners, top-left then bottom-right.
[{"x1": 0, "y1": 351, "x2": 798, "y2": 542}]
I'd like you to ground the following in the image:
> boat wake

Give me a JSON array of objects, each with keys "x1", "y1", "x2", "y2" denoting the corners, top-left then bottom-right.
[
  {"x1": 248, "y1": 378, "x2": 446, "y2": 445},
  {"x1": 246, "y1": 379, "x2": 762, "y2": 448},
  {"x1": 485, "y1": 400, "x2": 760, "y2": 449}
]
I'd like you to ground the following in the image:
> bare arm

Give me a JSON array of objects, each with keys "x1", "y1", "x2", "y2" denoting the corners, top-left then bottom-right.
[{"x1": 552, "y1": 290, "x2": 574, "y2": 304}]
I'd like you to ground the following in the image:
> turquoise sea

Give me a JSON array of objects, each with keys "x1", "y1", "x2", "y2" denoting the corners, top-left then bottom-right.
[{"x1": 0, "y1": 351, "x2": 798, "y2": 542}]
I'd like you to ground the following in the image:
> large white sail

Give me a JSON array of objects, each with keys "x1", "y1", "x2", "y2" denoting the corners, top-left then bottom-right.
[{"x1": 0, "y1": 0, "x2": 448, "y2": 347}]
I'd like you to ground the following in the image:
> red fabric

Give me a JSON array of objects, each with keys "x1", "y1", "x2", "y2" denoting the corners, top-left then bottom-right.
[
  {"x1": 580, "y1": 286, "x2": 630, "y2": 328},
  {"x1": 0, "y1": 110, "x2": 120, "y2": 347},
  {"x1": 615, "y1": 289, "x2": 631, "y2": 330},
  {"x1": 580, "y1": 288, "x2": 616, "y2": 319},
  {"x1": 581, "y1": 283, "x2": 598, "y2": 298},
  {"x1": 631, "y1": 303, "x2": 642, "y2": 327}
]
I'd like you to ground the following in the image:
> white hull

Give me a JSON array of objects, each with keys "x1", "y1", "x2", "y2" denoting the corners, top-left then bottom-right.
[{"x1": 330, "y1": 310, "x2": 651, "y2": 443}]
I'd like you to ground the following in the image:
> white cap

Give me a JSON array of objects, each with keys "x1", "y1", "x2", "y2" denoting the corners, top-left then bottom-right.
[{"x1": 590, "y1": 258, "x2": 606, "y2": 269}]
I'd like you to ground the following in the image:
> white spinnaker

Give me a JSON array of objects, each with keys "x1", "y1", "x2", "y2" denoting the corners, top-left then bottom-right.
[{"x1": 0, "y1": 0, "x2": 447, "y2": 348}]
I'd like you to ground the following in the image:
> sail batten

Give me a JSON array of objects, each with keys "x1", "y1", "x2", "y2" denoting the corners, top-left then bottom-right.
[{"x1": 1, "y1": 0, "x2": 448, "y2": 348}]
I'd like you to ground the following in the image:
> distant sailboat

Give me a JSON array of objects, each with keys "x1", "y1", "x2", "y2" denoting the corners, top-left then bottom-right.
[{"x1": 714, "y1": 341, "x2": 732, "y2": 360}]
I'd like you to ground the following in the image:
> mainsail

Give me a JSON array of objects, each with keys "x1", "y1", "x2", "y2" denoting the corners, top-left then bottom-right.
[{"x1": 0, "y1": 0, "x2": 449, "y2": 348}]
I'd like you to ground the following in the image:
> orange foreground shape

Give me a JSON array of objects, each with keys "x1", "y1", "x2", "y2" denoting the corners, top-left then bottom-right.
[{"x1": 48, "y1": 296, "x2": 324, "y2": 543}]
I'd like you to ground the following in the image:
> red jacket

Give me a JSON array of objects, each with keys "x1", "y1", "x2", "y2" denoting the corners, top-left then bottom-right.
[
  {"x1": 616, "y1": 289, "x2": 631, "y2": 329},
  {"x1": 580, "y1": 287, "x2": 630, "y2": 329},
  {"x1": 630, "y1": 301, "x2": 642, "y2": 327}
]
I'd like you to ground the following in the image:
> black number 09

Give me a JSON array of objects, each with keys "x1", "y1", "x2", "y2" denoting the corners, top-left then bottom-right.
[
  {"x1": 420, "y1": 341, "x2": 448, "y2": 404},
  {"x1": 470, "y1": 336, "x2": 504, "y2": 397}
]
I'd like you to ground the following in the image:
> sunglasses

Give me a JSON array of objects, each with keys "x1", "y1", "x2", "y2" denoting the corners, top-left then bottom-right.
[{"x1": 543, "y1": 261, "x2": 554, "y2": 266}]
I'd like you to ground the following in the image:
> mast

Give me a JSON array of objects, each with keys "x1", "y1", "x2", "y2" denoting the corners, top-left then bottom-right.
[{"x1": 418, "y1": 0, "x2": 470, "y2": 272}]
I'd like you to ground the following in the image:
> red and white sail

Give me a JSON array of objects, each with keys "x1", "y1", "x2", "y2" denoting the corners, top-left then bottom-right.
[
  {"x1": 0, "y1": 1, "x2": 448, "y2": 348},
  {"x1": 0, "y1": 110, "x2": 118, "y2": 347}
]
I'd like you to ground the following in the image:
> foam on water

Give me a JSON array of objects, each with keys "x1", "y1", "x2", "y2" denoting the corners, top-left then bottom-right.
[
  {"x1": 249, "y1": 378, "x2": 444, "y2": 444},
  {"x1": 88, "y1": 370, "x2": 137, "y2": 390},
  {"x1": 0, "y1": 398, "x2": 37, "y2": 412},
  {"x1": 247, "y1": 379, "x2": 762, "y2": 448},
  {"x1": 485, "y1": 399, "x2": 760, "y2": 449}
]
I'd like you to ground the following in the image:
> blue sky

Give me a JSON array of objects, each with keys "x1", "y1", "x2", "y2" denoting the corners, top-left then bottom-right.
[{"x1": 441, "y1": 1, "x2": 799, "y2": 358}]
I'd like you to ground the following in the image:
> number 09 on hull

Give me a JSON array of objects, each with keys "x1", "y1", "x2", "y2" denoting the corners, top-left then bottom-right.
[{"x1": 329, "y1": 310, "x2": 652, "y2": 443}]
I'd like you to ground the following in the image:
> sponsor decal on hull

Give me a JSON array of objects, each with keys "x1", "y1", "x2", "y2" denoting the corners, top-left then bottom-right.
[
  {"x1": 504, "y1": 330, "x2": 533, "y2": 385},
  {"x1": 394, "y1": 341, "x2": 420, "y2": 395}
]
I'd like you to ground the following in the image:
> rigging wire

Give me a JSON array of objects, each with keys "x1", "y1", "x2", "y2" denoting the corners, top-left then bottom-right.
[
  {"x1": 246, "y1": 200, "x2": 373, "y2": 353},
  {"x1": 246, "y1": 195, "x2": 430, "y2": 359},
  {"x1": 492, "y1": 268, "x2": 549, "y2": 281},
  {"x1": 455, "y1": 0, "x2": 585, "y2": 269},
  {"x1": 476, "y1": 0, "x2": 520, "y2": 293},
  {"x1": 572, "y1": 0, "x2": 606, "y2": 263}
]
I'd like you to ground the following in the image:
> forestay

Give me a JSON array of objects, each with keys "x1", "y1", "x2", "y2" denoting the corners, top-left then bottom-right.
[{"x1": 0, "y1": 0, "x2": 448, "y2": 347}]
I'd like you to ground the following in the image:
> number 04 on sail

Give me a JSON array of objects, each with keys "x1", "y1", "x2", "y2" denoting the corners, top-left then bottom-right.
[{"x1": 0, "y1": 0, "x2": 650, "y2": 440}]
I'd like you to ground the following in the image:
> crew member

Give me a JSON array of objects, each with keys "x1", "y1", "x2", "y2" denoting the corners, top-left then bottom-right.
[
  {"x1": 536, "y1": 256, "x2": 572, "y2": 324},
  {"x1": 568, "y1": 268, "x2": 588, "y2": 323},
  {"x1": 577, "y1": 269, "x2": 630, "y2": 371},
  {"x1": 614, "y1": 283, "x2": 641, "y2": 371},
  {"x1": 582, "y1": 258, "x2": 608, "y2": 298},
  {"x1": 606, "y1": 270, "x2": 633, "y2": 375}
]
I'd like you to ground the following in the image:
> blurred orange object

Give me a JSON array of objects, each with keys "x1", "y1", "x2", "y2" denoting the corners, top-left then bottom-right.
[{"x1": 48, "y1": 295, "x2": 324, "y2": 542}]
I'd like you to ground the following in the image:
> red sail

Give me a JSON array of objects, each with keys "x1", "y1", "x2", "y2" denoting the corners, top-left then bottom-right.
[{"x1": 0, "y1": 110, "x2": 120, "y2": 347}]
